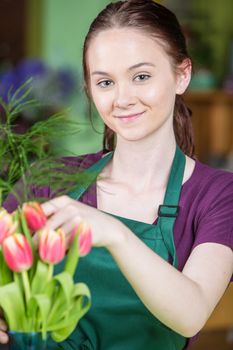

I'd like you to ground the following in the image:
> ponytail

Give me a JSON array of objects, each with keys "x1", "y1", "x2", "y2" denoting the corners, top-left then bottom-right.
[
  {"x1": 174, "y1": 95, "x2": 195, "y2": 158},
  {"x1": 103, "y1": 125, "x2": 115, "y2": 153}
]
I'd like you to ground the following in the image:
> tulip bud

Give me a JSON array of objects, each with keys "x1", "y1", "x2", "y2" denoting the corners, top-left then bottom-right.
[
  {"x1": 0, "y1": 208, "x2": 17, "y2": 245},
  {"x1": 2, "y1": 234, "x2": 33, "y2": 272},
  {"x1": 71, "y1": 222, "x2": 92, "y2": 257},
  {"x1": 39, "y1": 228, "x2": 66, "y2": 264},
  {"x1": 22, "y1": 202, "x2": 47, "y2": 232}
]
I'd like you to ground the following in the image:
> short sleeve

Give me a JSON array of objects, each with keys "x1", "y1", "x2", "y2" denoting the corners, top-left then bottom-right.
[
  {"x1": 193, "y1": 171, "x2": 233, "y2": 248},
  {"x1": 192, "y1": 171, "x2": 233, "y2": 279}
]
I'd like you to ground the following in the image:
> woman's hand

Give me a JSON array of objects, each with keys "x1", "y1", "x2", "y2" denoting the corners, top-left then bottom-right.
[
  {"x1": 40, "y1": 195, "x2": 129, "y2": 250},
  {"x1": 0, "y1": 316, "x2": 8, "y2": 344}
]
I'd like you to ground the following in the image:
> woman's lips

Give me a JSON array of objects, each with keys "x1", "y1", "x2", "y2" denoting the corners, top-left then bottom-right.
[{"x1": 114, "y1": 111, "x2": 145, "y2": 123}]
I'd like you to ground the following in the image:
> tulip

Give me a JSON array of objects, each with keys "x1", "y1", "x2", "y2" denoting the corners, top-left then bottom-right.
[
  {"x1": 70, "y1": 222, "x2": 92, "y2": 257},
  {"x1": 64, "y1": 222, "x2": 92, "y2": 277},
  {"x1": 2, "y1": 233, "x2": 33, "y2": 272},
  {"x1": 22, "y1": 202, "x2": 47, "y2": 232},
  {"x1": 0, "y1": 208, "x2": 17, "y2": 245},
  {"x1": 39, "y1": 228, "x2": 66, "y2": 265}
]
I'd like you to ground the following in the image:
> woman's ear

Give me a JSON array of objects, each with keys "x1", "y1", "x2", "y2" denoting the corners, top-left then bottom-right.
[{"x1": 175, "y1": 58, "x2": 192, "y2": 94}]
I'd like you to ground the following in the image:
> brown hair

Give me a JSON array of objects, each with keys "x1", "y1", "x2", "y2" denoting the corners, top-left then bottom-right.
[{"x1": 83, "y1": 0, "x2": 195, "y2": 157}]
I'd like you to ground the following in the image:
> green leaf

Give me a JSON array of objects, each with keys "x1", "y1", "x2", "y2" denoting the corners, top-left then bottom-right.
[
  {"x1": 31, "y1": 260, "x2": 49, "y2": 294},
  {"x1": 64, "y1": 233, "x2": 79, "y2": 276},
  {"x1": 28, "y1": 294, "x2": 51, "y2": 336},
  {"x1": 0, "y1": 282, "x2": 28, "y2": 330},
  {"x1": 0, "y1": 79, "x2": 86, "y2": 202},
  {"x1": 0, "y1": 250, "x2": 13, "y2": 286},
  {"x1": 72, "y1": 283, "x2": 91, "y2": 317},
  {"x1": 19, "y1": 208, "x2": 35, "y2": 256},
  {"x1": 11, "y1": 99, "x2": 39, "y2": 117},
  {"x1": 46, "y1": 272, "x2": 74, "y2": 325},
  {"x1": 53, "y1": 272, "x2": 74, "y2": 303},
  {"x1": 8, "y1": 78, "x2": 33, "y2": 113},
  {"x1": 48, "y1": 282, "x2": 91, "y2": 342},
  {"x1": 50, "y1": 295, "x2": 90, "y2": 342}
]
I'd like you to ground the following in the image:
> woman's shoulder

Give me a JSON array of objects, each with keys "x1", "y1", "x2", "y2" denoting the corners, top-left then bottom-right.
[
  {"x1": 176, "y1": 160, "x2": 233, "y2": 274},
  {"x1": 62, "y1": 150, "x2": 104, "y2": 169},
  {"x1": 183, "y1": 159, "x2": 233, "y2": 197},
  {"x1": 180, "y1": 159, "x2": 233, "y2": 230}
]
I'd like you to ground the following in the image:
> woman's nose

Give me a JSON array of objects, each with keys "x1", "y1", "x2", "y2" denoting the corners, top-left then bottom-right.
[{"x1": 113, "y1": 83, "x2": 136, "y2": 109}]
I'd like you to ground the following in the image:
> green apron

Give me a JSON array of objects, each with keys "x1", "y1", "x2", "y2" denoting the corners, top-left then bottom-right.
[{"x1": 54, "y1": 146, "x2": 187, "y2": 350}]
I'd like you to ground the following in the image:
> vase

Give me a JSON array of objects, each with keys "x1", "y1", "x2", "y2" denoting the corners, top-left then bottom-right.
[{"x1": 8, "y1": 331, "x2": 48, "y2": 350}]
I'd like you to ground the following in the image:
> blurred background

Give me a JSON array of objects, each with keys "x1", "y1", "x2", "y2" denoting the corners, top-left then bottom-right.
[{"x1": 0, "y1": 0, "x2": 232, "y2": 349}]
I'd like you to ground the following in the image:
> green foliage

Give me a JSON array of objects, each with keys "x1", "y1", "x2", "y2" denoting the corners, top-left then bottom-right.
[
  {"x1": 0, "y1": 79, "x2": 95, "y2": 204},
  {"x1": 0, "y1": 79, "x2": 93, "y2": 342}
]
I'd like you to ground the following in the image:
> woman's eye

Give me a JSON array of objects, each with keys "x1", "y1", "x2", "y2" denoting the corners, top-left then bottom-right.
[
  {"x1": 97, "y1": 80, "x2": 113, "y2": 88},
  {"x1": 134, "y1": 74, "x2": 151, "y2": 82}
]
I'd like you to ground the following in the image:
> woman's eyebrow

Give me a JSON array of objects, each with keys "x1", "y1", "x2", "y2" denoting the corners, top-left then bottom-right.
[
  {"x1": 91, "y1": 70, "x2": 109, "y2": 76},
  {"x1": 91, "y1": 62, "x2": 155, "y2": 76},
  {"x1": 128, "y1": 62, "x2": 156, "y2": 70}
]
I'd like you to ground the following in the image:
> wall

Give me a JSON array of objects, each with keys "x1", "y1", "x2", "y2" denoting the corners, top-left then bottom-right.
[
  {"x1": 29, "y1": 0, "x2": 233, "y2": 156},
  {"x1": 39, "y1": 0, "x2": 111, "y2": 155},
  {"x1": 192, "y1": 0, "x2": 233, "y2": 80},
  {"x1": 164, "y1": 0, "x2": 233, "y2": 84}
]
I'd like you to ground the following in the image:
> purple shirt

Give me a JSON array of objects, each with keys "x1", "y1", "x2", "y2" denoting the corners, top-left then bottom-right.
[
  {"x1": 5, "y1": 150, "x2": 232, "y2": 271},
  {"x1": 3, "y1": 151, "x2": 233, "y2": 348}
]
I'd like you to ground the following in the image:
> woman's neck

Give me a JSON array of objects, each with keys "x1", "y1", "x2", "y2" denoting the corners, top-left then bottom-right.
[{"x1": 108, "y1": 130, "x2": 177, "y2": 193}]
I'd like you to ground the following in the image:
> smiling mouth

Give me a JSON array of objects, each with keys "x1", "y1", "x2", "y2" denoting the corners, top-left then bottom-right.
[{"x1": 114, "y1": 111, "x2": 145, "y2": 122}]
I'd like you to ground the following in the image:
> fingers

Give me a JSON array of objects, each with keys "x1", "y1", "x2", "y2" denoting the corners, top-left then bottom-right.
[
  {"x1": 0, "y1": 331, "x2": 8, "y2": 344},
  {"x1": 40, "y1": 198, "x2": 84, "y2": 243},
  {"x1": 61, "y1": 217, "x2": 83, "y2": 245},
  {"x1": 46, "y1": 204, "x2": 81, "y2": 231},
  {"x1": 0, "y1": 318, "x2": 8, "y2": 344},
  {"x1": 40, "y1": 197, "x2": 91, "y2": 241},
  {"x1": 0, "y1": 331, "x2": 9, "y2": 344},
  {"x1": 41, "y1": 196, "x2": 70, "y2": 217}
]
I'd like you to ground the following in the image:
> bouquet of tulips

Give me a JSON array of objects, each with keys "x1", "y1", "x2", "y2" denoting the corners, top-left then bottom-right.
[{"x1": 0, "y1": 201, "x2": 92, "y2": 342}]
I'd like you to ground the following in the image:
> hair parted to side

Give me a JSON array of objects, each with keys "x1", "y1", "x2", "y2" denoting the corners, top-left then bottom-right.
[{"x1": 83, "y1": 0, "x2": 195, "y2": 158}]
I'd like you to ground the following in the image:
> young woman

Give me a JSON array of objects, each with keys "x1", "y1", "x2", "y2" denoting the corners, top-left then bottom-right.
[{"x1": 1, "y1": 1, "x2": 233, "y2": 349}]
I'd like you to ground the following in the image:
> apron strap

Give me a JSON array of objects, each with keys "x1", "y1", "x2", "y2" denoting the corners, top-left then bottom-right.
[
  {"x1": 68, "y1": 147, "x2": 185, "y2": 269},
  {"x1": 157, "y1": 145, "x2": 186, "y2": 268},
  {"x1": 68, "y1": 152, "x2": 113, "y2": 200}
]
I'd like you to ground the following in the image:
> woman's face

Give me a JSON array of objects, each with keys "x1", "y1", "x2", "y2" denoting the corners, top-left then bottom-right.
[{"x1": 86, "y1": 29, "x2": 190, "y2": 142}]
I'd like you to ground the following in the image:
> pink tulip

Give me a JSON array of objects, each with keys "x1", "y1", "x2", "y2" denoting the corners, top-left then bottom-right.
[
  {"x1": 70, "y1": 222, "x2": 92, "y2": 257},
  {"x1": 0, "y1": 208, "x2": 17, "y2": 245},
  {"x1": 39, "y1": 228, "x2": 66, "y2": 264},
  {"x1": 2, "y1": 233, "x2": 33, "y2": 272},
  {"x1": 22, "y1": 202, "x2": 47, "y2": 232}
]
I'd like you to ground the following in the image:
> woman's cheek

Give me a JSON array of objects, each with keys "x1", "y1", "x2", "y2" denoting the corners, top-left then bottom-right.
[{"x1": 93, "y1": 91, "x2": 114, "y2": 119}]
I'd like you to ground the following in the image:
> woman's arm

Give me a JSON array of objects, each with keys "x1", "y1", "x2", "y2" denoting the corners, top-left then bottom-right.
[
  {"x1": 108, "y1": 225, "x2": 233, "y2": 337},
  {"x1": 42, "y1": 195, "x2": 233, "y2": 338}
]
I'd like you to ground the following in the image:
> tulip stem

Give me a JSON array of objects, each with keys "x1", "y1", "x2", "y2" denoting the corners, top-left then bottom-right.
[
  {"x1": 21, "y1": 270, "x2": 31, "y2": 305},
  {"x1": 48, "y1": 264, "x2": 54, "y2": 281},
  {"x1": 64, "y1": 233, "x2": 79, "y2": 276},
  {"x1": 20, "y1": 209, "x2": 35, "y2": 252}
]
